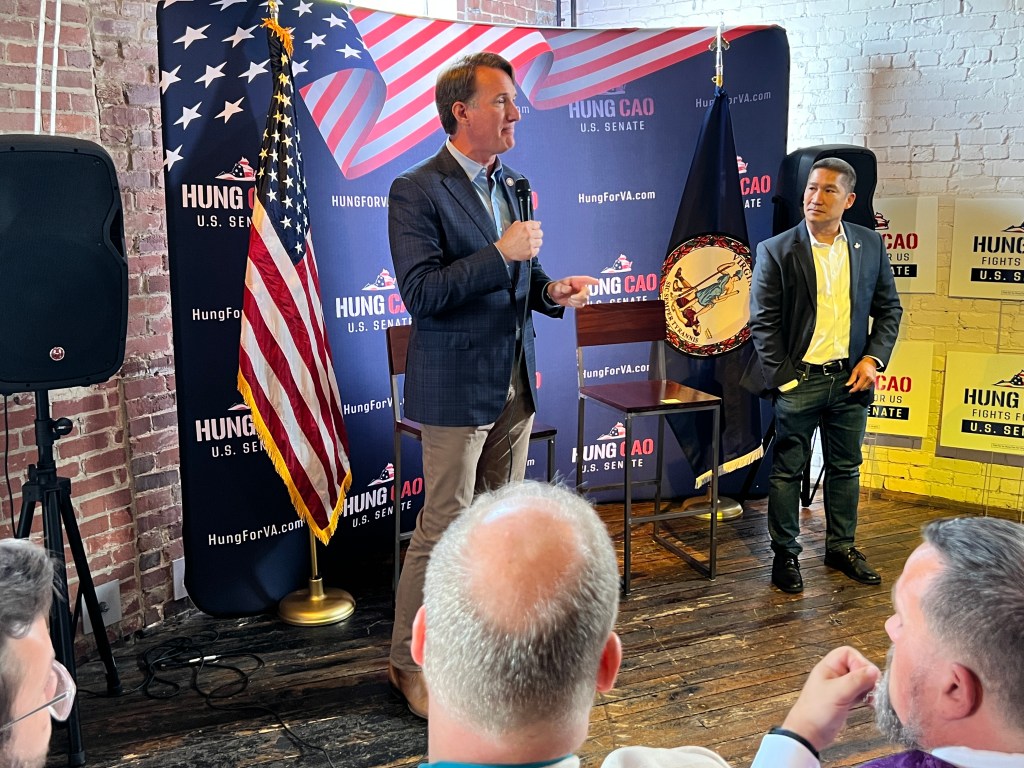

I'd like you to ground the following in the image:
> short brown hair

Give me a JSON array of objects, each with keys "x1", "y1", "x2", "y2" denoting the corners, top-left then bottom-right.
[{"x1": 435, "y1": 52, "x2": 516, "y2": 136}]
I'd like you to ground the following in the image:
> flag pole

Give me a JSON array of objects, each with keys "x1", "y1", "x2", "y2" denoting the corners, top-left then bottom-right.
[
  {"x1": 680, "y1": 21, "x2": 744, "y2": 523},
  {"x1": 237, "y1": 0, "x2": 356, "y2": 625},
  {"x1": 712, "y1": 19, "x2": 727, "y2": 89},
  {"x1": 267, "y1": 0, "x2": 354, "y2": 626}
]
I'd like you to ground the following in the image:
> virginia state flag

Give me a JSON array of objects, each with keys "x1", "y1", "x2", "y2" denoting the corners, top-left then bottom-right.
[{"x1": 660, "y1": 87, "x2": 764, "y2": 488}]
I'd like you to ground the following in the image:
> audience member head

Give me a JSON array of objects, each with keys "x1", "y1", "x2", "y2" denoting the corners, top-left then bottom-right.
[
  {"x1": 435, "y1": 52, "x2": 516, "y2": 136},
  {"x1": 412, "y1": 481, "x2": 621, "y2": 762},
  {"x1": 0, "y1": 539, "x2": 63, "y2": 768},
  {"x1": 874, "y1": 516, "x2": 1024, "y2": 752}
]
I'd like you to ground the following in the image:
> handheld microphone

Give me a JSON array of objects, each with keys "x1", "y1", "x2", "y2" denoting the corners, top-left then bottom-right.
[{"x1": 514, "y1": 177, "x2": 533, "y2": 221}]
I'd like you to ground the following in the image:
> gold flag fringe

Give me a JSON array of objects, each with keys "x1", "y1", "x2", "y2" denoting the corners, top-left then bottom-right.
[
  {"x1": 262, "y1": 17, "x2": 294, "y2": 56},
  {"x1": 238, "y1": 371, "x2": 351, "y2": 545},
  {"x1": 693, "y1": 444, "x2": 763, "y2": 490}
]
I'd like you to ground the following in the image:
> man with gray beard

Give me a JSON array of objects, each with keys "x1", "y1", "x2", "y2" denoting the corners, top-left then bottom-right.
[{"x1": 749, "y1": 516, "x2": 1024, "y2": 767}]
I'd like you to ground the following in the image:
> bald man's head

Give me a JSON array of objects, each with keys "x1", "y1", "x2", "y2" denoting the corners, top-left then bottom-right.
[
  {"x1": 465, "y1": 497, "x2": 581, "y2": 631},
  {"x1": 421, "y1": 482, "x2": 619, "y2": 737}
]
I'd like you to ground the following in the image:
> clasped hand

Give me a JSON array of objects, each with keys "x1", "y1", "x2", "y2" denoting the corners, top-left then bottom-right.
[{"x1": 498, "y1": 220, "x2": 543, "y2": 261}]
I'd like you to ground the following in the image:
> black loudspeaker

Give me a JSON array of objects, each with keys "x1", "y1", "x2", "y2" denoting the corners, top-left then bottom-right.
[
  {"x1": 0, "y1": 135, "x2": 128, "y2": 394},
  {"x1": 772, "y1": 143, "x2": 878, "y2": 235}
]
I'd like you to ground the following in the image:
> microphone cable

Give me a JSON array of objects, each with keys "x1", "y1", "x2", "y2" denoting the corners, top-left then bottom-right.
[{"x1": 506, "y1": 176, "x2": 535, "y2": 486}]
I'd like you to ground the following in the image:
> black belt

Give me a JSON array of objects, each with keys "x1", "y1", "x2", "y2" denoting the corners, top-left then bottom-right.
[{"x1": 798, "y1": 360, "x2": 846, "y2": 375}]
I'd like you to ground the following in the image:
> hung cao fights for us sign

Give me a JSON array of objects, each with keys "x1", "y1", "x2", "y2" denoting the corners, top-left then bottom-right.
[
  {"x1": 873, "y1": 196, "x2": 937, "y2": 295},
  {"x1": 950, "y1": 198, "x2": 1024, "y2": 300},
  {"x1": 866, "y1": 340, "x2": 934, "y2": 439},
  {"x1": 940, "y1": 351, "x2": 1024, "y2": 456}
]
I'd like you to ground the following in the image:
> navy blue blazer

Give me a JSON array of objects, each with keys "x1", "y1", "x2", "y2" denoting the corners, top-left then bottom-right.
[
  {"x1": 388, "y1": 145, "x2": 562, "y2": 427},
  {"x1": 743, "y1": 220, "x2": 903, "y2": 396}
]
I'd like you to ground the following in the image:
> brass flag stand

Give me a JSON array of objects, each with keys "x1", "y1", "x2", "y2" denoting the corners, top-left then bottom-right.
[
  {"x1": 685, "y1": 489, "x2": 744, "y2": 520},
  {"x1": 279, "y1": 528, "x2": 355, "y2": 626}
]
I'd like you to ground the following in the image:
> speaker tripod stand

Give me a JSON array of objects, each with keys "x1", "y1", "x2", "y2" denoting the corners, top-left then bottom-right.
[{"x1": 15, "y1": 390, "x2": 122, "y2": 767}]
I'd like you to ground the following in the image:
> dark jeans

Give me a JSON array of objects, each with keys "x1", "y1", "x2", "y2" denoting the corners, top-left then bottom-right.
[{"x1": 768, "y1": 369, "x2": 872, "y2": 556}]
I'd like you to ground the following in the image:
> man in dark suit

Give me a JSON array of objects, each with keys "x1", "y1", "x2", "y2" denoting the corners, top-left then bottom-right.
[
  {"x1": 748, "y1": 157, "x2": 902, "y2": 594},
  {"x1": 386, "y1": 52, "x2": 596, "y2": 717}
]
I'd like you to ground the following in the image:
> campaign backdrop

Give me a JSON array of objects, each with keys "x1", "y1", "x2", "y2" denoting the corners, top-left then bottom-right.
[{"x1": 157, "y1": 1, "x2": 789, "y2": 614}]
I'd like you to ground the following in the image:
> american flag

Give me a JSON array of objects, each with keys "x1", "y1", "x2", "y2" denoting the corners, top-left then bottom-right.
[
  {"x1": 302, "y1": 9, "x2": 759, "y2": 178},
  {"x1": 237, "y1": 19, "x2": 352, "y2": 544},
  {"x1": 157, "y1": 1, "x2": 756, "y2": 181}
]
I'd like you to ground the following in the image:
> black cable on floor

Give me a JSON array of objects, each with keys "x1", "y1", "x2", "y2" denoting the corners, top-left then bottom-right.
[{"x1": 78, "y1": 630, "x2": 337, "y2": 767}]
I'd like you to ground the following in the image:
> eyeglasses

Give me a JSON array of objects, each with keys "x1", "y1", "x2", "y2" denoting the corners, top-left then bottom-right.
[{"x1": 0, "y1": 660, "x2": 76, "y2": 732}]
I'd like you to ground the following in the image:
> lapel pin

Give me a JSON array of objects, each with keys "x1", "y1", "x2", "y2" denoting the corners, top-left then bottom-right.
[
  {"x1": 854, "y1": 242, "x2": 861, "y2": 249},
  {"x1": 505, "y1": 177, "x2": 514, "y2": 187}
]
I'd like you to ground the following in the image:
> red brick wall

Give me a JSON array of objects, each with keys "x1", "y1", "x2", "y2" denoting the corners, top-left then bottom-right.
[
  {"x1": 0, "y1": 0, "x2": 554, "y2": 645},
  {"x1": 0, "y1": 0, "x2": 182, "y2": 643}
]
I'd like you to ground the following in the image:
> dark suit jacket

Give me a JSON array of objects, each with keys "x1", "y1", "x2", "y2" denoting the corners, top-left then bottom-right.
[
  {"x1": 743, "y1": 220, "x2": 903, "y2": 396},
  {"x1": 388, "y1": 145, "x2": 562, "y2": 427}
]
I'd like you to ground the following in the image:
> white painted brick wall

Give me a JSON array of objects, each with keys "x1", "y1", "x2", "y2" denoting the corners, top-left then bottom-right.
[{"x1": 578, "y1": 0, "x2": 1024, "y2": 515}]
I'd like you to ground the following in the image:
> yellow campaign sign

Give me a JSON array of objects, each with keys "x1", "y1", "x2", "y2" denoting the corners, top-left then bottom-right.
[
  {"x1": 867, "y1": 340, "x2": 933, "y2": 438},
  {"x1": 939, "y1": 351, "x2": 1024, "y2": 456},
  {"x1": 950, "y1": 198, "x2": 1024, "y2": 300},
  {"x1": 873, "y1": 196, "x2": 938, "y2": 294}
]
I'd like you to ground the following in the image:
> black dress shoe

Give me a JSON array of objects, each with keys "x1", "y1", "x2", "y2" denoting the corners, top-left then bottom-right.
[
  {"x1": 824, "y1": 546, "x2": 881, "y2": 585},
  {"x1": 771, "y1": 553, "x2": 803, "y2": 593}
]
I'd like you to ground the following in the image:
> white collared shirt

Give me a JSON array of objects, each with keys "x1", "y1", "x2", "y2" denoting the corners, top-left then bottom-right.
[
  {"x1": 932, "y1": 746, "x2": 1024, "y2": 767},
  {"x1": 803, "y1": 222, "x2": 851, "y2": 365},
  {"x1": 750, "y1": 733, "x2": 1024, "y2": 768}
]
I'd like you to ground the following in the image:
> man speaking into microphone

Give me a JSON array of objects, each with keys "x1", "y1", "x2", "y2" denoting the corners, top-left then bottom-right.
[{"x1": 386, "y1": 51, "x2": 595, "y2": 719}]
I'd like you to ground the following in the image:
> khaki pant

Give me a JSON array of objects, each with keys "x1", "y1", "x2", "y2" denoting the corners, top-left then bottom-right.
[{"x1": 389, "y1": 362, "x2": 534, "y2": 670}]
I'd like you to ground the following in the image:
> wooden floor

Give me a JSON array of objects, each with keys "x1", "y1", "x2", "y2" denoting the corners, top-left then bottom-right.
[{"x1": 47, "y1": 493, "x2": 978, "y2": 768}]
